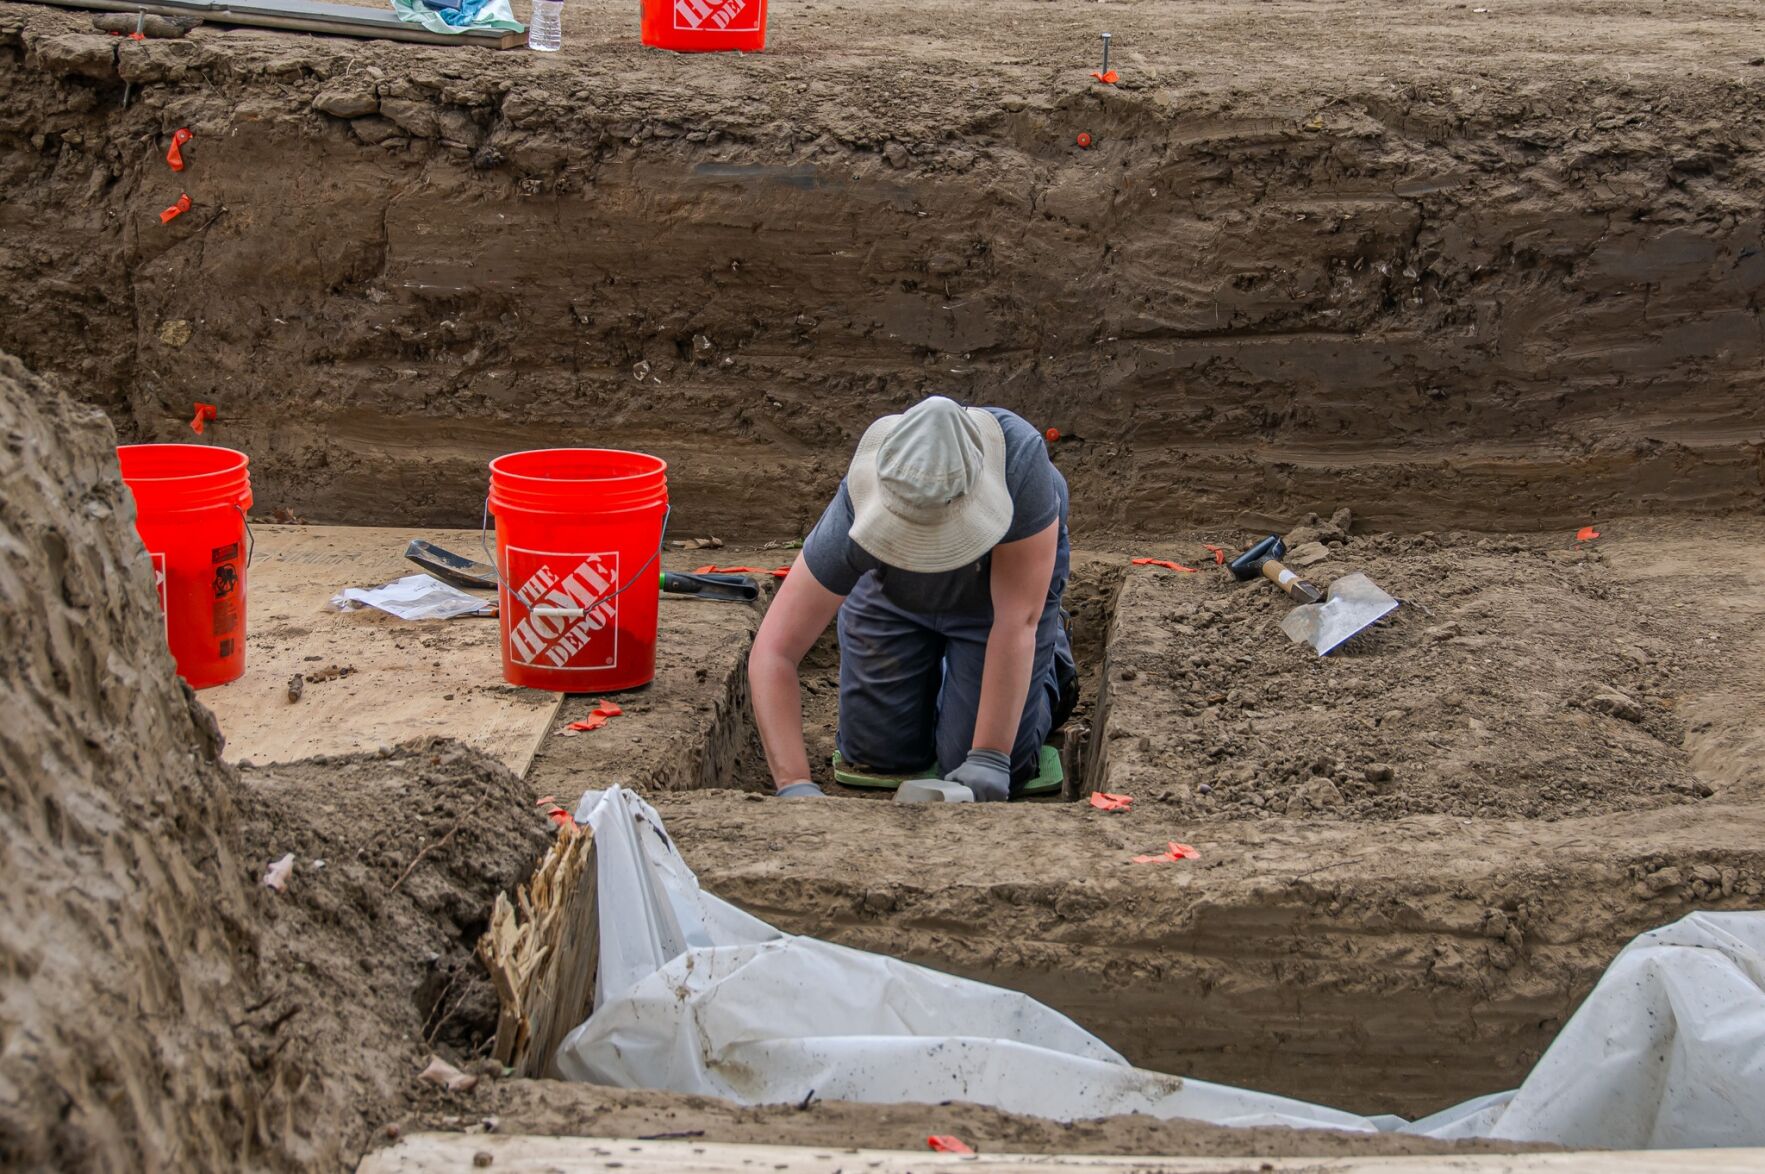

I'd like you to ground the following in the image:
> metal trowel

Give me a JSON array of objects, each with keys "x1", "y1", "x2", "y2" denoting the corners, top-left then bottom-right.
[
  {"x1": 1229, "y1": 536, "x2": 1398, "y2": 655},
  {"x1": 1278, "y1": 571, "x2": 1398, "y2": 654}
]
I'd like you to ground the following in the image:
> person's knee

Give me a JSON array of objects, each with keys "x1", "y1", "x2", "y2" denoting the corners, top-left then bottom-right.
[{"x1": 838, "y1": 723, "x2": 934, "y2": 773}]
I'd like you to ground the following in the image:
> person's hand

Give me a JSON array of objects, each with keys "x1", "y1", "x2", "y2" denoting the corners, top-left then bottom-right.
[
  {"x1": 944, "y1": 748, "x2": 1011, "y2": 802},
  {"x1": 776, "y1": 781, "x2": 825, "y2": 798}
]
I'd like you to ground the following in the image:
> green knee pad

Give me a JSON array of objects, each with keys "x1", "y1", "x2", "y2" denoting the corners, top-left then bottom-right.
[{"x1": 831, "y1": 745, "x2": 1064, "y2": 796}]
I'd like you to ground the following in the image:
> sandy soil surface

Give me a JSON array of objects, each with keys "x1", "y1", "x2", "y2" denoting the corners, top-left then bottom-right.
[{"x1": 3, "y1": 0, "x2": 1762, "y2": 537}]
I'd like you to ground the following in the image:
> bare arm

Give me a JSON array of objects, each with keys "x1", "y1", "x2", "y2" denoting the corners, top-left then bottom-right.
[
  {"x1": 972, "y1": 520, "x2": 1059, "y2": 757},
  {"x1": 748, "y1": 552, "x2": 846, "y2": 792}
]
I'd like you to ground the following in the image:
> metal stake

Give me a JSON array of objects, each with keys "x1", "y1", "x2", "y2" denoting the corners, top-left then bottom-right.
[
  {"x1": 1100, "y1": 31, "x2": 1112, "y2": 76},
  {"x1": 121, "y1": 10, "x2": 142, "y2": 107}
]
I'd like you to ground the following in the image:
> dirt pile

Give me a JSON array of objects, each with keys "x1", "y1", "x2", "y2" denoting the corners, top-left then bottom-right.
[
  {"x1": 2, "y1": 1, "x2": 1762, "y2": 536},
  {"x1": 1106, "y1": 527, "x2": 1708, "y2": 821},
  {"x1": 0, "y1": 351, "x2": 548, "y2": 1170},
  {"x1": 231, "y1": 741, "x2": 551, "y2": 1163}
]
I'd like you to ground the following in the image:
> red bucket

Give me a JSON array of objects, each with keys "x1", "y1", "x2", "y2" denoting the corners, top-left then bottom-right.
[
  {"x1": 488, "y1": 449, "x2": 669, "y2": 693},
  {"x1": 640, "y1": 0, "x2": 766, "y2": 52},
  {"x1": 116, "y1": 443, "x2": 253, "y2": 689}
]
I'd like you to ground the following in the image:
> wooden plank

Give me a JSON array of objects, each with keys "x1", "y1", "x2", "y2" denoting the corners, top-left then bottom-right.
[
  {"x1": 201, "y1": 525, "x2": 561, "y2": 775},
  {"x1": 27, "y1": 0, "x2": 525, "y2": 47},
  {"x1": 360, "y1": 1137, "x2": 1765, "y2": 1173},
  {"x1": 478, "y1": 817, "x2": 599, "y2": 1076}
]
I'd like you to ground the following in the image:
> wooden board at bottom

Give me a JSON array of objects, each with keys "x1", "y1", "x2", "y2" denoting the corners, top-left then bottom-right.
[
  {"x1": 200, "y1": 525, "x2": 560, "y2": 775},
  {"x1": 359, "y1": 1137, "x2": 1765, "y2": 1174}
]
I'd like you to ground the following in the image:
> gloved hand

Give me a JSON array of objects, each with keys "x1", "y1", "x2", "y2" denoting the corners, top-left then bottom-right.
[
  {"x1": 944, "y1": 748, "x2": 1011, "y2": 803},
  {"x1": 776, "y1": 781, "x2": 825, "y2": 798}
]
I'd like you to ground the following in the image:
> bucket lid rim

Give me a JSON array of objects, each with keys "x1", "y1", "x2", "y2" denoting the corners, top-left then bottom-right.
[
  {"x1": 490, "y1": 447, "x2": 669, "y2": 484},
  {"x1": 115, "y1": 443, "x2": 251, "y2": 482}
]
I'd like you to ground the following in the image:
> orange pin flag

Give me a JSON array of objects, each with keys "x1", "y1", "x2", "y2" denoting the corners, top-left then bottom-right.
[
  {"x1": 1133, "y1": 842, "x2": 1199, "y2": 864},
  {"x1": 1576, "y1": 526, "x2": 1600, "y2": 542},
  {"x1": 166, "y1": 127, "x2": 192, "y2": 171}
]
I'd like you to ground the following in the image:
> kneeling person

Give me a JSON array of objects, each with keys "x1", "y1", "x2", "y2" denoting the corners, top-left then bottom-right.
[{"x1": 748, "y1": 395, "x2": 1075, "y2": 801}]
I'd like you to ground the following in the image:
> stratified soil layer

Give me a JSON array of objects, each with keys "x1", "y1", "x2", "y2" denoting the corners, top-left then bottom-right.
[{"x1": 3, "y1": 0, "x2": 1763, "y2": 536}]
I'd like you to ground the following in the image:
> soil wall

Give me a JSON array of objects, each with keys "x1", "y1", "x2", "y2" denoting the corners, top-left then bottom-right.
[
  {"x1": 0, "y1": 348, "x2": 552, "y2": 1170},
  {"x1": 0, "y1": 351, "x2": 263, "y2": 1168},
  {"x1": 2, "y1": 4, "x2": 1763, "y2": 537}
]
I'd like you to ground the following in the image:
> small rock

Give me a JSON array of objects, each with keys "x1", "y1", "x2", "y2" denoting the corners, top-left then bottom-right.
[
  {"x1": 156, "y1": 319, "x2": 193, "y2": 348},
  {"x1": 313, "y1": 87, "x2": 379, "y2": 119},
  {"x1": 1641, "y1": 866, "x2": 1683, "y2": 895},
  {"x1": 1362, "y1": 763, "x2": 1394, "y2": 783},
  {"x1": 348, "y1": 116, "x2": 400, "y2": 145},
  {"x1": 379, "y1": 97, "x2": 440, "y2": 139},
  {"x1": 1328, "y1": 507, "x2": 1354, "y2": 536},
  {"x1": 1283, "y1": 525, "x2": 1324, "y2": 548},
  {"x1": 882, "y1": 141, "x2": 909, "y2": 168},
  {"x1": 1586, "y1": 687, "x2": 1644, "y2": 723},
  {"x1": 473, "y1": 1153, "x2": 493, "y2": 1168},
  {"x1": 419, "y1": 1055, "x2": 479, "y2": 1093},
  {"x1": 1285, "y1": 541, "x2": 1331, "y2": 568},
  {"x1": 1424, "y1": 622, "x2": 1461, "y2": 642},
  {"x1": 1286, "y1": 777, "x2": 1344, "y2": 813},
  {"x1": 286, "y1": 674, "x2": 304, "y2": 703}
]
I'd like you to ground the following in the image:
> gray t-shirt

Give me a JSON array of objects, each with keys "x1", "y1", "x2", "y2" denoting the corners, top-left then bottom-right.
[{"x1": 803, "y1": 407, "x2": 1070, "y2": 615}]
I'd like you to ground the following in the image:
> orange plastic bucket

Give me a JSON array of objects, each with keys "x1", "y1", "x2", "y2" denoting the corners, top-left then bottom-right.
[
  {"x1": 115, "y1": 443, "x2": 253, "y2": 689},
  {"x1": 488, "y1": 448, "x2": 669, "y2": 693},
  {"x1": 640, "y1": 0, "x2": 765, "y2": 52}
]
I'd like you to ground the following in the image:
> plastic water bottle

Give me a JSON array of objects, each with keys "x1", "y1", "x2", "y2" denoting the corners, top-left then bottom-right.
[{"x1": 528, "y1": 0, "x2": 562, "y2": 50}]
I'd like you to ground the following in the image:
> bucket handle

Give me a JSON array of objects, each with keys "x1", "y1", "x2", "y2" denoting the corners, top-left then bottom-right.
[
  {"x1": 479, "y1": 499, "x2": 671, "y2": 619},
  {"x1": 235, "y1": 505, "x2": 255, "y2": 568}
]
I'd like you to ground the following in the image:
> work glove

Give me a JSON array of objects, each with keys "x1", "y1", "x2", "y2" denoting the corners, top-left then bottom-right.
[
  {"x1": 944, "y1": 748, "x2": 1011, "y2": 803},
  {"x1": 776, "y1": 781, "x2": 825, "y2": 798}
]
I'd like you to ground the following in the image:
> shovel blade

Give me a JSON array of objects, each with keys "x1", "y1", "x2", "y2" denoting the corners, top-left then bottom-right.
[{"x1": 1279, "y1": 572, "x2": 1398, "y2": 655}]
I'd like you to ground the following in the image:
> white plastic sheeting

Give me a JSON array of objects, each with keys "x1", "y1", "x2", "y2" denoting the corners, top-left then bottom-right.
[
  {"x1": 556, "y1": 787, "x2": 1765, "y2": 1148},
  {"x1": 1408, "y1": 911, "x2": 1765, "y2": 1148}
]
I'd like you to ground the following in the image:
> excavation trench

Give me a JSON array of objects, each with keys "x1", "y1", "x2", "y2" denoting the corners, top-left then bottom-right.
[{"x1": 514, "y1": 529, "x2": 1765, "y2": 1120}]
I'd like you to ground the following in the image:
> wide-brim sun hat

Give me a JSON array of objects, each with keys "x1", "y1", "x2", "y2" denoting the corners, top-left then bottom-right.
[{"x1": 847, "y1": 396, "x2": 1012, "y2": 573}]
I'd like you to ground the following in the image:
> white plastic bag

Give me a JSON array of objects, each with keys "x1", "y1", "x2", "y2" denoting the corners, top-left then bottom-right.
[{"x1": 329, "y1": 573, "x2": 493, "y2": 621}]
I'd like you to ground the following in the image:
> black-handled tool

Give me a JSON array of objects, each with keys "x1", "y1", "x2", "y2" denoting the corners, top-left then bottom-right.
[
  {"x1": 1228, "y1": 536, "x2": 1324, "y2": 605},
  {"x1": 660, "y1": 571, "x2": 758, "y2": 601}
]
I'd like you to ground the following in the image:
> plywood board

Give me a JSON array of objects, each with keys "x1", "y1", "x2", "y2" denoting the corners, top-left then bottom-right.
[
  {"x1": 29, "y1": 0, "x2": 526, "y2": 47},
  {"x1": 360, "y1": 1136, "x2": 1765, "y2": 1174},
  {"x1": 201, "y1": 525, "x2": 560, "y2": 775}
]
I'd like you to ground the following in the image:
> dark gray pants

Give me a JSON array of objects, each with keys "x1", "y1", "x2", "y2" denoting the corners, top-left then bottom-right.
[{"x1": 834, "y1": 571, "x2": 1073, "y2": 786}]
